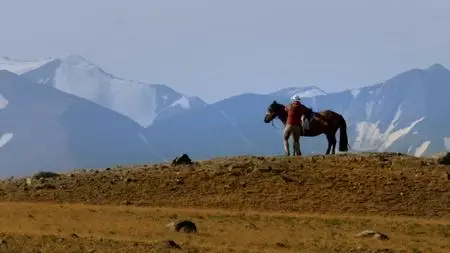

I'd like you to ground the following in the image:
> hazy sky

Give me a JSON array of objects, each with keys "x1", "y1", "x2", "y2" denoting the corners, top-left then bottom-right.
[{"x1": 1, "y1": 0, "x2": 449, "y2": 102}]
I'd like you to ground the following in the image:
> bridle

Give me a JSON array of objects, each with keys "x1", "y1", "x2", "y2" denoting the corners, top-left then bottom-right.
[{"x1": 265, "y1": 110, "x2": 282, "y2": 130}]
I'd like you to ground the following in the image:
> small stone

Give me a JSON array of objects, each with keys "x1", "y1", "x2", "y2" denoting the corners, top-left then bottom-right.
[
  {"x1": 157, "y1": 240, "x2": 181, "y2": 249},
  {"x1": 355, "y1": 230, "x2": 389, "y2": 240},
  {"x1": 121, "y1": 200, "x2": 131, "y2": 205},
  {"x1": 244, "y1": 223, "x2": 258, "y2": 230},
  {"x1": 275, "y1": 242, "x2": 288, "y2": 248}
]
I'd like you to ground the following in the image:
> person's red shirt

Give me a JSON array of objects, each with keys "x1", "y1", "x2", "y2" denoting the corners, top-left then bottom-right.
[{"x1": 285, "y1": 101, "x2": 306, "y2": 126}]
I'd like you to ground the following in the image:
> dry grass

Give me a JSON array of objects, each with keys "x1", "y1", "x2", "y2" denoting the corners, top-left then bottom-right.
[
  {"x1": 0, "y1": 152, "x2": 449, "y2": 252},
  {"x1": 0, "y1": 202, "x2": 449, "y2": 253}
]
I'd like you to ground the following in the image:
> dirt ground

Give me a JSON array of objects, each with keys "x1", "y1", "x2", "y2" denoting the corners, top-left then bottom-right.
[{"x1": 0, "y1": 152, "x2": 449, "y2": 252}]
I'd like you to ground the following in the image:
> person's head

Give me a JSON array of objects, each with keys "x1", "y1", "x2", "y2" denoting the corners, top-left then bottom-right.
[{"x1": 291, "y1": 94, "x2": 301, "y2": 103}]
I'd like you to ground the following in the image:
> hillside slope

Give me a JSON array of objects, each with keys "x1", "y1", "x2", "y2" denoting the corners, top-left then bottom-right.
[
  {"x1": 1, "y1": 153, "x2": 449, "y2": 219},
  {"x1": 0, "y1": 70, "x2": 154, "y2": 177}
]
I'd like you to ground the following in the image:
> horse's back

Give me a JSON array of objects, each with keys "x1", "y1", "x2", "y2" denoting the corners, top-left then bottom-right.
[{"x1": 316, "y1": 109, "x2": 341, "y2": 118}]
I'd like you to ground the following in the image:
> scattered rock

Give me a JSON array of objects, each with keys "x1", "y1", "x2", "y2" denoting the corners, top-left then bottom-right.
[
  {"x1": 156, "y1": 240, "x2": 181, "y2": 249},
  {"x1": 70, "y1": 233, "x2": 79, "y2": 239},
  {"x1": 172, "y1": 154, "x2": 193, "y2": 165},
  {"x1": 34, "y1": 183, "x2": 56, "y2": 190},
  {"x1": 280, "y1": 173, "x2": 302, "y2": 184},
  {"x1": 32, "y1": 171, "x2": 59, "y2": 179},
  {"x1": 244, "y1": 222, "x2": 258, "y2": 230},
  {"x1": 275, "y1": 242, "x2": 288, "y2": 248},
  {"x1": 124, "y1": 177, "x2": 137, "y2": 183},
  {"x1": 121, "y1": 200, "x2": 131, "y2": 205},
  {"x1": 355, "y1": 230, "x2": 389, "y2": 240},
  {"x1": 166, "y1": 220, "x2": 197, "y2": 233},
  {"x1": 252, "y1": 166, "x2": 272, "y2": 173}
]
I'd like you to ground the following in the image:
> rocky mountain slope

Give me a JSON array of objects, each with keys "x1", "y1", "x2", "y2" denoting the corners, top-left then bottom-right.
[{"x1": 0, "y1": 70, "x2": 154, "y2": 177}]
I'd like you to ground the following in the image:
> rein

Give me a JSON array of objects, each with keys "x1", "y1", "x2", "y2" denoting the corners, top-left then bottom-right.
[{"x1": 271, "y1": 120, "x2": 282, "y2": 130}]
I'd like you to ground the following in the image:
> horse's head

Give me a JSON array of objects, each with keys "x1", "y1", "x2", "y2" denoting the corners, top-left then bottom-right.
[{"x1": 264, "y1": 100, "x2": 286, "y2": 123}]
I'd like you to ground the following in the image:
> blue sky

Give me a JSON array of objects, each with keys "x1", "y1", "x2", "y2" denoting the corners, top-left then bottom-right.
[{"x1": 1, "y1": 0, "x2": 449, "y2": 102}]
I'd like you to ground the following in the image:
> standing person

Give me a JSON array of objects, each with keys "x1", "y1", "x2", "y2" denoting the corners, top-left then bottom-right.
[{"x1": 283, "y1": 95, "x2": 305, "y2": 156}]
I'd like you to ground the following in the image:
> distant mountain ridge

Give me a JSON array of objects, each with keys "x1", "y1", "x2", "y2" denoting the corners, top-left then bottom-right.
[
  {"x1": 145, "y1": 63, "x2": 450, "y2": 160},
  {"x1": 1, "y1": 54, "x2": 206, "y2": 127},
  {"x1": 1, "y1": 53, "x2": 449, "y2": 176}
]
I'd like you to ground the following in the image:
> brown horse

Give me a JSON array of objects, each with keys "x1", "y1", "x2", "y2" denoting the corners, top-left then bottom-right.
[{"x1": 263, "y1": 100, "x2": 349, "y2": 155}]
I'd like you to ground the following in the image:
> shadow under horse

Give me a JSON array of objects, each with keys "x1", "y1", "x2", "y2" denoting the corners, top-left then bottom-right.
[{"x1": 263, "y1": 100, "x2": 349, "y2": 155}]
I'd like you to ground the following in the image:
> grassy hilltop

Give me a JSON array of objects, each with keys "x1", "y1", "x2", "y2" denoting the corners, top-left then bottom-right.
[{"x1": 0, "y1": 152, "x2": 449, "y2": 252}]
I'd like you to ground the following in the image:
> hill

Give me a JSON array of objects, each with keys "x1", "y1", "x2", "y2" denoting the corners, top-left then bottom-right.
[
  {"x1": 0, "y1": 153, "x2": 449, "y2": 252},
  {"x1": 0, "y1": 70, "x2": 154, "y2": 177},
  {"x1": 1, "y1": 153, "x2": 449, "y2": 218}
]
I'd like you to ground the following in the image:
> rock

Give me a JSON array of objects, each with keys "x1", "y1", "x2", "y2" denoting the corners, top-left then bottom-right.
[
  {"x1": 275, "y1": 242, "x2": 288, "y2": 248},
  {"x1": 121, "y1": 200, "x2": 131, "y2": 205},
  {"x1": 156, "y1": 240, "x2": 181, "y2": 249},
  {"x1": 244, "y1": 222, "x2": 258, "y2": 230},
  {"x1": 166, "y1": 220, "x2": 197, "y2": 233},
  {"x1": 25, "y1": 178, "x2": 32, "y2": 185},
  {"x1": 355, "y1": 230, "x2": 389, "y2": 240},
  {"x1": 32, "y1": 171, "x2": 59, "y2": 179},
  {"x1": 172, "y1": 154, "x2": 193, "y2": 165},
  {"x1": 34, "y1": 183, "x2": 56, "y2": 190}
]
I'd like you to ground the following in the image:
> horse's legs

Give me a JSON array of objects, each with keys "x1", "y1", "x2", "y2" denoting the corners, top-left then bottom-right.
[
  {"x1": 330, "y1": 135, "x2": 337, "y2": 154},
  {"x1": 326, "y1": 133, "x2": 337, "y2": 154},
  {"x1": 325, "y1": 133, "x2": 332, "y2": 155}
]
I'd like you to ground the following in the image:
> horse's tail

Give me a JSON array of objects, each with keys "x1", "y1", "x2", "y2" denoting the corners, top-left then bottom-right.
[{"x1": 338, "y1": 114, "x2": 349, "y2": 152}]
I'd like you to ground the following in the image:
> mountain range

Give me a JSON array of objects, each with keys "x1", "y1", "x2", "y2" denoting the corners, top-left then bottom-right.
[{"x1": 1, "y1": 54, "x2": 449, "y2": 177}]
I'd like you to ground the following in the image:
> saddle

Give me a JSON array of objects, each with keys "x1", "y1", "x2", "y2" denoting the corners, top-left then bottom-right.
[{"x1": 300, "y1": 106, "x2": 327, "y2": 131}]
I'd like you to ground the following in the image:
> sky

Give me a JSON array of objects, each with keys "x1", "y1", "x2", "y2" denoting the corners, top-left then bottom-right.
[{"x1": 1, "y1": 0, "x2": 450, "y2": 103}]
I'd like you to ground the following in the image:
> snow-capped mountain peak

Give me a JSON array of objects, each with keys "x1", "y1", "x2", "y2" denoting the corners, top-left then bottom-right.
[
  {"x1": 269, "y1": 85, "x2": 327, "y2": 99},
  {"x1": 17, "y1": 54, "x2": 207, "y2": 127},
  {"x1": 0, "y1": 56, "x2": 54, "y2": 74}
]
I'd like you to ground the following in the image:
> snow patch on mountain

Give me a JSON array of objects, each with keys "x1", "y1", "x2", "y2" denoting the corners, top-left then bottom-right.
[
  {"x1": 0, "y1": 94, "x2": 8, "y2": 109},
  {"x1": 365, "y1": 101, "x2": 375, "y2": 118},
  {"x1": 0, "y1": 56, "x2": 54, "y2": 74},
  {"x1": 444, "y1": 137, "x2": 450, "y2": 150},
  {"x1": 0, "y1": 133, "x2": 13, "y2": 148},
  {"x1": 414, "y1": 140, "x2": 431, "y2": 156},
  {"x1": 170, "y1": 96, "x2": 190, "y2": 109},
  {"x1": 350, "y1": 88, "x2": 361, "y2": 98},
  {"x1": 353, "y1": 115, "x2": 425, "y2": 151},
  {"x1": 52, "y1": 56, "x2": 160, "y2": 126}
]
